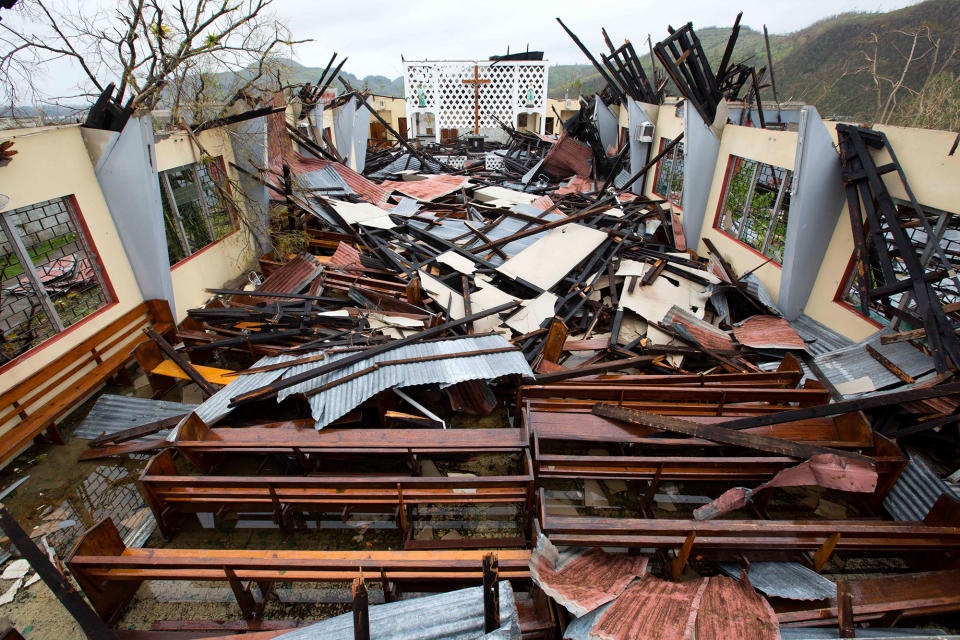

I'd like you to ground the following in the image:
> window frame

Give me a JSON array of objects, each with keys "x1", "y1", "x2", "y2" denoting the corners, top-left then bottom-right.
[
  {"x1": 0, "y1": 194, "x2": 117, "y2": 369},
  {"x1": 834, "y1": 199, "x2": 960, "y2": 326},
  {"x1": 712, "y1": 154, "x2": 792, "y2": 265},
  {"x1": 158, "y1": 156, "x2": 238, "y2": 268},
  {"x1": 651, "y1": 137, "x2": 684, "y2": 210}
]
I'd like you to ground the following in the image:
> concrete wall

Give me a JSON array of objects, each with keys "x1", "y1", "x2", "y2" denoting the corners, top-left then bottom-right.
[
  {"x1": 695, "y1": 124, "x2": 798, "y2": 305},
  {"x1": 155, "y1": 126, "x2": 259, "y2": 321},
  {"x1": 0, "y1": 125, "x2": 144, "y2": 388}
]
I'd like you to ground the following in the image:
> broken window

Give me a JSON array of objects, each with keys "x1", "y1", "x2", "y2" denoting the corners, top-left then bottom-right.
[
  {"x1": 545, "y1": 117, "x2": 555, "y2": 135},
  {"x1": 837, "y1": 201, "x2": 960, "y2": 324},
  {"x1": 652, "y1": 137, "x2": 684, "y2": 207},
  {"x1": 158, "y1": 157, "x2": 236, "y2": 266},
  {"x1": 0, "y1": 197, "x2": 113, "y2": 362},
  {"x1": 715, "y1": 156, "x2": 792, "y2": 263}
]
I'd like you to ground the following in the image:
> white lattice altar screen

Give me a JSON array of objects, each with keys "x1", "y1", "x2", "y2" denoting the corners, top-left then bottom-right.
[{"x1": 404, "y1": 60, "x2": 548, "y2": 142}]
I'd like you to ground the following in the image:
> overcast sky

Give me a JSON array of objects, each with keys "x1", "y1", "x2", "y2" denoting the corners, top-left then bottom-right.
[
  {"x1": 285, "y1": 0, "x2": 923, "y2": 80},
  {"x1": 5, "y1": 0, "x2": 923, "y2": 99}
]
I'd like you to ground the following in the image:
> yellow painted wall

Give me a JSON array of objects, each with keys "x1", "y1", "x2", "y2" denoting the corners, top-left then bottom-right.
[
  {"x1": 695, "y1": 124, "x2": 797, "y2": 306},
  {"x1": 367, "y1": 95, "x2": 407, "y2": 136},
  {"x1": 803, "y1": 123, "x2": 960, "y2": 341},
  {"x1": 0, "y1": 125, "x2": 144, "y2": 389},
  {"x1": 644, "y1": 99, "x2": 684, "y2": 201},
  {"x1": 155, "y1": 127, "x2": 258, "y2": 321}
]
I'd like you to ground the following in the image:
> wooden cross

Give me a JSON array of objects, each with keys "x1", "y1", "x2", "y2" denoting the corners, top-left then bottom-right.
[{"x1": 462, "y1": 64, "x2": 491, "y2": 135}]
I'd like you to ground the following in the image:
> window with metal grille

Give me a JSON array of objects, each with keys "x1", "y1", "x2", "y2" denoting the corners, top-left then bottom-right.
[
  {"x1": 0, "y1": 197, "x2": 113, "y2": 363},
  {"x1": 158, "y1": 157, "x2": 236, "y2": 266},
  {"x1": 715, "y1": 155, "x2": 792, "y2": 263},
  {"x1": 652, "y1": 137, "x2": 684, "y2": 208}
]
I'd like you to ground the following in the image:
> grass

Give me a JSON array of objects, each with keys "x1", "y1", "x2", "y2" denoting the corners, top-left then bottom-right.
[{"x1": 0, "y1": 233, "x2": 77, "y2": 280}]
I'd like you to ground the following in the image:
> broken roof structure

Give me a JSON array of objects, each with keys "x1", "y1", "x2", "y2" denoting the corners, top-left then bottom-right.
[{"x1": 1, "y1": 9, "x2": 960, "y2": 640}]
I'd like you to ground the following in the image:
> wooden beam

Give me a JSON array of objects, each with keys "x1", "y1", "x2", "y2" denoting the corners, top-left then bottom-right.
[
  {"x1": 0, "y1": 503, "x2": 113, "y2": 638},
  {"x1": 592, "y1": 403, "x2": 873, "y2": 463}
]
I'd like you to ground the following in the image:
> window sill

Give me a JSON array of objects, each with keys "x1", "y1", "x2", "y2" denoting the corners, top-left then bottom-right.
[
  {"x1": 170, "y1": 227, "x2": 242, "y2": 271},
  {"x1": 831, "y1": 298, "x2": 887, "y2": 329},
  {"x1": 0, "y1": 300, "x2": 119, "y2": 375},
  {"x1": 710, "y1": 228, "x2": 784, "y2": 268}
]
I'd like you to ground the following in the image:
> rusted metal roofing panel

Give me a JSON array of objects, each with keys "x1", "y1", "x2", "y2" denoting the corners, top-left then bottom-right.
[
  {"x1": 695, "y1": 575, "x2": 780, "y2": 640},
  {"x1": 380, "y1": 174, "x2": 469, "y2": 202},
  {"x1": 541, "y1": 130, "x2": 593, "y2": 179},
  {"x1": 585, "y1": 575, "x2": 778, "y2": 640},
  {"x1": 329, "y1": 242, "x2": 361, "y2": 269},
  {"x1": 247, "y1": 253, "x2": 324, "y2": 302},
  {"x1": 718, "y1": 562, "x2": 835, "y2": 601},
  {"x1": 591, "y1": 575, "x2": 707, "y2": 640},
  {"x1": 663, "y1": 305, "x2": 737, "y2": 354},
  {"x1": 555, "y1": 175, "x2": 601, "y2": 195},
  {"x1": 734, "y1": 315, "x2": 807, "y2": 351},
  {"x1": 529, "y1": 534, "x2": 647, "y2": 617}
]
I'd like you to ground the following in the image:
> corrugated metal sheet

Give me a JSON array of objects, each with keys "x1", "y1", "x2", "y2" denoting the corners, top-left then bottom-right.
[
  {"x1": 568, "y1": 575, "x2": 778, "y2": 640},
  {"x1": 277, "y1": 334, "x2": 533, "y2": 428},
  {"x1": 695, "y1": 575, "x2": 779, "y2": 640},
  {"x1": 284, "y1": 155, "x2": 389, "y2": 203},
  {"x1": 718, "y1": 562, "x2": 835, "y2": 601},
  {"x1": 733, "y1": 315, "x2": 807, "y2": 351},
  {"x1": 555, "y1": 175, "x2": 600, "y2": 195},
  {"x1": 274, "y1": 581, "x2": 521, "y2": 640},
  {"x1": 812, "y1": 332, "x2": 935, "y2": 396},
  {"x1": 663, "y1": 305, "x2": 737, "y2": 354},
  {"x1": 883, "y1": 451, "x2": 960, "y2": 522},
  {"x1": 73, "y1": 395, "x2": 196, "y2": 440},
  {"x1": 295, "y1": 165, "x2": 354, "y2": 197},
  {"x1": 380, "y1": 174, "x2": 469, "y2": 202},
  {"x1": 542, "y1": 130, "x2": 593, "y2": 179},
  {"x1": 191, "y1": 351, "x2": 313, "y2": 426},
  {"x1": 329, "y1": 242, "x2": 362, "y2": 268},
  {"x1": 789, "y1": 314, "x2": 854, "y2": 356},
  {"x1": 529, "y1": 534, "x2": 647, "y2": 617},
  {"x1": 248, "y1": 253, "x2": 324, "y2": 302},
  {"x1": 367, "y1": 153, "x2": 421, "y2": 179}
]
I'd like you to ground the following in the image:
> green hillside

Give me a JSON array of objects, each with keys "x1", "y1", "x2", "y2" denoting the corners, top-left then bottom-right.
[{"x1": 548, "y1": 0, "x2": 960, "y2": 126}]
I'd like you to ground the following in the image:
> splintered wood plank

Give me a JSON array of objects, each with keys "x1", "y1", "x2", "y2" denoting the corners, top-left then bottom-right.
[{"x1": 150, "y1": 360, "x2": 236, "y2": 386}]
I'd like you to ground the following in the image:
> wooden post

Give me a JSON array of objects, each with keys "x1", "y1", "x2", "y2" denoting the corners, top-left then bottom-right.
[
  {"x1": 353, "y1": 573, "x2": 370, "y2": 640},
  {"x1": 0, "y1": 503, "x2": 113, "y2": 639},
  {"x1": 837, "y1": 580, "x2": 855, "y2": 637},
  {"x1": 483, "y1": 552, "x2": 500, "y2": 633}
]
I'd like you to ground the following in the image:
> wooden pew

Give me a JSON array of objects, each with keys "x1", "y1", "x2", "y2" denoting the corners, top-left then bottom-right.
[
  {"x1": 0, "y1": 299, "x2": 174, "y2": 465},
  {"x1": 172, "y1": 414, "x2": 529, "y2": 472},
  {"x1": 138, "y1": 448, "x2": 535, "y2": 547},
  {"x1": 532, "y1": 409, "x2": 905, "y2": 488},
  {"x1": 67, "y1": 517, "x2": 531, "y2": 621},
  {"x1": 538, "y1": 491, "x2": 960, "y2": 573}
]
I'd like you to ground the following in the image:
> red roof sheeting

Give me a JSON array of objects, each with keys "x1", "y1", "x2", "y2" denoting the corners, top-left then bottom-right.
[
  {"x1": 733, "y1": 315, "x2": 807, "y2": 351},
  {"x1": 379, "y1": 174, "x2": 469, "y2": 202},
  {"x1": 592, "y1": 575, "x2": 779, "y2": 640},
  {"x1": 541, "y1": 130, "x2": 593, "y2": 179},
  {"x1": 529, "y1": 537, "x2": 647, "y2": 617}
]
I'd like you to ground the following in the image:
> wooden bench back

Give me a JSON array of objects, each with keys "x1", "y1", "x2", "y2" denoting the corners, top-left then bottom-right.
[{"x1": 0, "y1": 299, "x2": 173, "y2": 466}]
